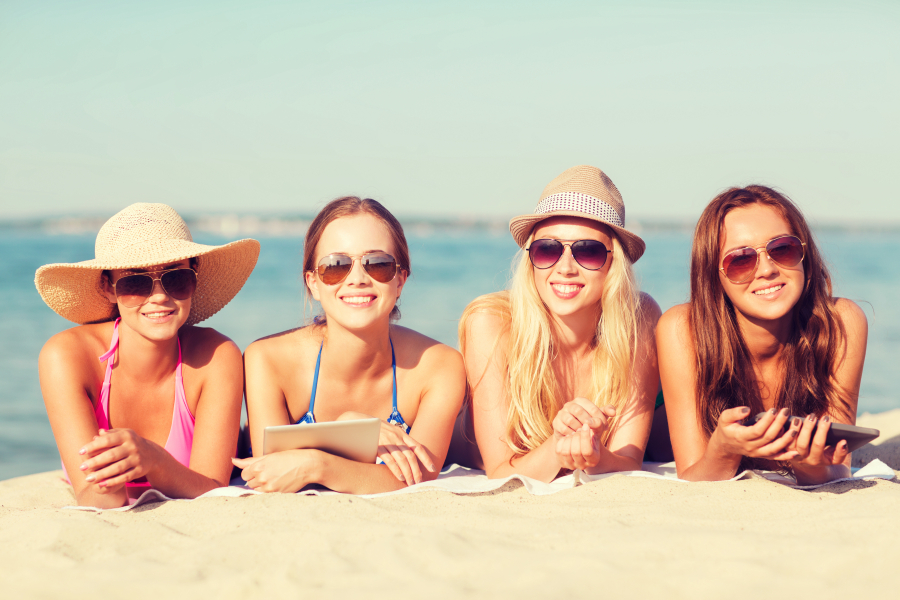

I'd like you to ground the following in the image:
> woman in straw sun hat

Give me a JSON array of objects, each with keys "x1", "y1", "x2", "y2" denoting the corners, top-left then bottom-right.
[
  {"x1": 36, "y1": 203, "x2": 259, "y2": 508},
  {"x1": 448, "y1": 165, "x2": 662, "y2": 481}
]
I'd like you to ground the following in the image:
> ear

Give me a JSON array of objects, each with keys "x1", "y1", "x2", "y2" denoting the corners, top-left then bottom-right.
[
  {"x1": 395, "y1": 269, "x2": 408, "y2": 297},
  {"x1": 100, "y1": 273, "x2": 117, "y2": 304},
  {"x1": 304, "y1": 271, "x2": 321, "y2": 301}
]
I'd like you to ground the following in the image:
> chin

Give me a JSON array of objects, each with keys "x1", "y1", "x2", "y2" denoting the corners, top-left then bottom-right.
[
  {"x1": 328, "y1": 310, "x2": 390, "y2": 331},
  {"x1": 738, "y1": 301, "x2": 798, "y2": 323},
  {"x1": 123, "y1": 314, "x2": 187, "y2": 340},
  {"x1": 541, "y1": 298, "x2": 594, "y2": 320}
]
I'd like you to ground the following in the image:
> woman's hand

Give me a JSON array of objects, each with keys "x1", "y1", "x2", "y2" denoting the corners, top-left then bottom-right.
[
  {"x1": 708, "y1": 407, "x2": 801, "y2": 462},
  {"x1": 338, "y1": 411, "x2": 435, "y2": 486},
  {"x1": 553, "y1": 400, "x2": 616, "y2": 471},
  {"x1": 553, "y1": 398, "x2": 616, "y2": 440},
  {"x1": 789, "y1": 415, "x2": 850, "y2": 474},
  {"x1": 376, "y1": 422, "x2": 435, "y2": 486},
  {"x1": 556, "y1": 424, "x2": 609, "y2": 470},
  {"x1": 232, "y1": 450, "x2": 323, "y2": 493},
  {"x1": 77, "y1": 428, "x2": 163, "y2": 492}
]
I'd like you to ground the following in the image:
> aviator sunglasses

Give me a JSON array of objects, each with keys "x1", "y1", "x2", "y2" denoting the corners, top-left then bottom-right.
[
  {"x1": 315, "y1": 252, "x2": 400, "y2": 285},
  {"x1": 720, "y1": 235, "x2": 806, "y2": 284},
  {"x1": 112, "y1": 268, "x2": 198, "y2": 307},
  {"x1": 527, "y1": 239, "x2": 612, "y2": 271}
]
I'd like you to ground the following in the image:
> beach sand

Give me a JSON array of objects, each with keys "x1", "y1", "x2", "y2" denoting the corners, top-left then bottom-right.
[{"x1": 2, "y1": 410, "x2": 899, "y2": 600}]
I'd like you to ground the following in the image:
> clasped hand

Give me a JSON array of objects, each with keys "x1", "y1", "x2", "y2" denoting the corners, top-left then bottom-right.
[
  {"x1": 232, "y1": 450, "x2": 321, "y2": 493},
  {"x1": 711, "y1": 407, "x2": 849, "y2": 468},
  {"x1": 78, "y1": 428, "x2": 161, "y2": 493},
  {"x1": 552, "y1": 398, "x2": 616, "y2": 470},
  {"x1": 337, "y1": 411, "x2": 434, "y2": 485}
]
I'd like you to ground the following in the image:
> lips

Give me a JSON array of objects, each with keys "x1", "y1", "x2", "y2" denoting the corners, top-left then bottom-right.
[
  {"x1": 340, "y1": 295, "x2": 376, "y2": 307},
  {"x1": 141, "y1": 309, "x2": 174, "y2": 323},
  {"x1": 551, "y1": 283, "x2": 583, "y2": 299},
  {"x1": 752, "y1": 283, "x2": 785, "y2": 297}
]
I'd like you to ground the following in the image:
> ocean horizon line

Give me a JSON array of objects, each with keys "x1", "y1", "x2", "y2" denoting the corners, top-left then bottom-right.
[{"x1": 3, "y1": 213, "x2": 900, "y2": 237}]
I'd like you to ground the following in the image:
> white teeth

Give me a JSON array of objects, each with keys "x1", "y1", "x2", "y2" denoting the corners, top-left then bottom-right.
[
  {"x1": 753, "y1": 285, "x2": 784, "y2": 296},
  {"x1": 342, "y1": 296, "x2": 374, "y2": 304},
  {"x1": 143, "y1": 312, "x2": 171, "y2": 318},
  {"x1": 552, "y1": 284, "x2": 582, "y2": 294}
]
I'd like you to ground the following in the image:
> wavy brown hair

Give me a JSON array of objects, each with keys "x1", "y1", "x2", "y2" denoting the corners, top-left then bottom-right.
[
  {"x1": 689, "y1": 185, "x2": 848, "y2": 472},
  {"x1": 302, "y1": 196, "x2": 410, "y2": 322}
]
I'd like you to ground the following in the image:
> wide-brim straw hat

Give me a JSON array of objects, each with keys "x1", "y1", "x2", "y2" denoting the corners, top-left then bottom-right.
[
  {"x1": 35, "y1": 203, "x2": 260, "y2": 326},
  {"x1": 509, "y1": 165, "x2": 646, "y2": 263}
]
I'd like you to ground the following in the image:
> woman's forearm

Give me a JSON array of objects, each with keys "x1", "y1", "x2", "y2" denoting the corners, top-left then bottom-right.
[
  {"x1": 76, "y1": 484, "x2": 129, "y2": 508},
  {"x1": 484, "y1": 437, "x2": 561, "y2": 483},
  {"x1": 792, "y1": 462, "x2": 850, "y2": 486},
  {"x1": 146, "y1": 449, "x2": 229, "y2": 499},
  {"x1": 316, "y1": 452, "x2": 432, "y2": 494},
  {"x1": 585, "y1": 449, "x2": 643, "y2": 475},
  {"x1": 677, "y1": 438, "x2": 744, "y2": 482}
]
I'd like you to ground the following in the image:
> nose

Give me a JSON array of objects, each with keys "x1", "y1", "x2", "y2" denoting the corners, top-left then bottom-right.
[
  {"x1": 344, "y1": 258, "x2": 369, "y2": 285},
  {"x1": 555, "y1": 245, "x2": 579, "y2": 275},
  {"x1": 148, "y1": 278, "x2": 170, "y2": 300},
  {"x1": 755, "y1": 250, "x2": 779, "y2": 278}
]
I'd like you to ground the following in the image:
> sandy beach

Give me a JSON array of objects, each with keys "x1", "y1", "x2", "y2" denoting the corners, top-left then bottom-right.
[{"x1": 2, "y1": 409, "x2": 898, "y2": 600}]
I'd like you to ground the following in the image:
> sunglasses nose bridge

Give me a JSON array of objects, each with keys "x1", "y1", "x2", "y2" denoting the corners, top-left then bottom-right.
[
  {"x1": 147, "y1": 274, "x2": 171, "y2": 298},
  {"x1": 555, "y1": 243, "x2": 579, "y2": 271},
  {"x1": 343, "y1": 257, "x2": 370, "y2": 284},
  {"x1": 755, "y1": 247, "x2": 780, "y2": 275}
]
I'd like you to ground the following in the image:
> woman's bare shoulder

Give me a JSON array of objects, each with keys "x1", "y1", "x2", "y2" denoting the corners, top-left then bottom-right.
[
  {"x1": 245, "y1": 325, "x2": 321, "y2": 360},
  {"x1": 833, "y1": 298, "x2": 868, "y2": 334},
  {"x1": 390, "y1": 325, "x2": 463, "y2": 367},
  {"x1": 637, "y1": 292, "x2": 662, "y2": 323},
  {"x1": 40, "y1": 322, "x2": 113, "y2": 366},
  {"x1": 657, "y1": 303, "x2": 692, "y2": 343},
  {"x1": 463, "y1": 291, "x2": 511, "y2": 340},
  {"x1": 179, "y1": 325, "x2": 242, "y2": 366}
]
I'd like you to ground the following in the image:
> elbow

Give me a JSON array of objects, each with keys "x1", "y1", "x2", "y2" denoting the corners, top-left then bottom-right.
[
  {"x1": 420, "y1": 468, "x2": 441, "y2": 483},
  {"x1": 210, "y1": 477, "x2": 230, "y2": 489},
  {"x1": 484, "y1": 465, "x2": 505, "y2": 480},
  {"x1": 76, "y1": 489, "x2": 127, "y2": 510}
]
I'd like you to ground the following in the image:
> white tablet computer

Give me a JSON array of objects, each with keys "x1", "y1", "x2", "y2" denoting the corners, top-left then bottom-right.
[{"x1": 262, "y1": 418, "x2": 381, "y2": 463}]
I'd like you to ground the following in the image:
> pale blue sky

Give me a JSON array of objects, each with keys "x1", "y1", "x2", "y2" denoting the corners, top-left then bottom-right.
[{"x1": 1, "y1": 1, "x2": 898, "y2": 222}]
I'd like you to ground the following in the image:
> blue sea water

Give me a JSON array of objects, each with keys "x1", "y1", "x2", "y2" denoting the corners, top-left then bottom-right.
[{"x1": 1, "y1": 229, "x2": 898, "y2": 480}]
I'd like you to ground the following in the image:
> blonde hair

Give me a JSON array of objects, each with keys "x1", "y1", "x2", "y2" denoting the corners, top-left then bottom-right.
[{"x1": 459, "y1": 233, "x2": 642, "y2": 456}]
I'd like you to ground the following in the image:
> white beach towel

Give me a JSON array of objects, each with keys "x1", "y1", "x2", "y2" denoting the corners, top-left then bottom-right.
[{"x1": 63, "y1": 458, "x2": 896, "y2": 513}]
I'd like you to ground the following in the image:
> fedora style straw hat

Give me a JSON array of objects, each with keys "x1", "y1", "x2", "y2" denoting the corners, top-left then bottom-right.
[
  {"x1": 509, "y1": 165, "x2": 646, "y2": 262},
  {"x1": 35, "y1": 203, "x2": 260, "y2": 326}
]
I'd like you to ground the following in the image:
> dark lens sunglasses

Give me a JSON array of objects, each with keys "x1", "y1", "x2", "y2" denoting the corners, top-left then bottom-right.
[
  {"x1": 112, "y1": 268, "x2": 198, "y2": 308},
  {"x1": 315, "y1": 252, "x2": 400, "y2": 286},
  {"x1": 720, "y1": 235, "x2": 806, "y2": 284},
  {"x1": 527, "y1": 239, "x2": 612, "y2": 271}
]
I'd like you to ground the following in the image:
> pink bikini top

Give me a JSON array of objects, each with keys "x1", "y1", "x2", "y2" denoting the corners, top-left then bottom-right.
[{"x1": 62, "y1": 318, "x2": 195, "y2": 488}]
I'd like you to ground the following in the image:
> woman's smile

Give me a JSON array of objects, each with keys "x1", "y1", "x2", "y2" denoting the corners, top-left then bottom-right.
[
  {"x1": 140, "y1": 309, "x2": 176, "y2": 323},
  {"x1": 340, "y1": 293, "x2": 377, "y2": 307},
  {"x1": 550, "y1": 282, "x2": 584, "y2": 299},
  {"x1": 750, "y1": 282, "x2": 786, "y2": 298}
]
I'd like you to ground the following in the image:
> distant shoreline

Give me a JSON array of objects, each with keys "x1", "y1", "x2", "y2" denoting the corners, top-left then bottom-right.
[{"x1": 4, "y1": 214, "x2": 900, "y2": 237}]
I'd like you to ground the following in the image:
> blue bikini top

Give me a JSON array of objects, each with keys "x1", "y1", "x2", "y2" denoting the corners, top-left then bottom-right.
[{"x1": 297, "y1": 339, "x2": 410, "y2": 434}]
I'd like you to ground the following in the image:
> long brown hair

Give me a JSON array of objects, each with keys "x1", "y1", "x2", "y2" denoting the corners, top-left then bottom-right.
[
  {"x1": 303, "y1": 196, "x2": 410, "y2": 322},
  {"x1": 690, "y1": 186, "x2": 848, "y2": 471}
]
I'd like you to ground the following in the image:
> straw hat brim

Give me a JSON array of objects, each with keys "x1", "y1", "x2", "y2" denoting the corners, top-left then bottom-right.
[
  {"x1": 35, "y1": 238, "x2": 261, "y2": 325},
  {"x1": 509, "y1": 211, "x2": 646, "y2": 263}
]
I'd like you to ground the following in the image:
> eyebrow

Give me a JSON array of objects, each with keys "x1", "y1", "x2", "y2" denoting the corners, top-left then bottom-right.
[
  {"x1": 722, "y1": 233, "x2": 793, "y2": 255},
  {"x1": 123, "y1": 263, "x2": 185, "y2": 274},
  {"x1": 534, "y1": 236, "x2": 605, "y2": 242},
  {"x1": 322, "y1": 250, "x2": 388, "y2": 257}
]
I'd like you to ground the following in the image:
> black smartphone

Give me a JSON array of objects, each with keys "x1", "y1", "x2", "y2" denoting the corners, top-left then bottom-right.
[{"x1": 750, "y1": 413, "x2": 879, "y2": 453}]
